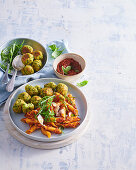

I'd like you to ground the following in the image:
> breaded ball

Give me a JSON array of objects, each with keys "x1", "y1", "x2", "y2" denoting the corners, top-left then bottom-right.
[
  {"x1": 35, "y1": 85, "x2": 42, "y2": 94},
  {"x1": 44, "y1": 82, "x2": 57, "y2": 90},
  {"x1": 32, "y1": 50, "x2": 43, "y2": 60},
  {"x1": 23, "y1": 65, "x2": 34, "y2": 75},
  {"x1": 32, "y1": 60, "x2": 42, "y2": 72},
  {"x1": 31, "y1": 96, "x2": 41, "y2": 108},
  {"x1": 21, "y1": 45, "x2": 33, "y2": 54},
  {"x1": 21, "y1": 53, "x2": 34, "y2": 65},
  {"x1": 21, "y1": 67, "x2": 26, "y2": 75},
  {"x1": 40, "y1": 87, "x2": 53, "y2": 97},
  {"x1": 22, "y1": 103, "x2": 34, "y2": 113},
  {"x1": 56, "y1": 83, "x2": 68, "y2": 96},
  {"x1": 25, "y1": 84, "x2": 38, "y2": 96},
  {"x1": 13, "y1": 99, "x2": 26, "y2": 113},
  {"x1": 18, "y1": 92, "x2": 31, "y2": 103}
]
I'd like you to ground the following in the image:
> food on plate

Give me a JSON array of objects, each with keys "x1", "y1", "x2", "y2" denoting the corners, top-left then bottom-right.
[
  {"x1": 40, "y1": 87, "x2": 53, "y2": 97},
  {"x1": 21, "y1": 53, "x2": 34, "y2": 65},
  {"x1": 57, "y1": 58, "x2": 82, "y2": 76},
  {"x1": 35, "y1": 85, "x2": 42, "y2": 94},
  {"x1": 13, "y1": 99, "x2": 26, "y2": 113},
  {"x1": 56, "y1": 83, "x2": 68, "y2": 96},
  {"x1": 21, "y1": 45, "x2": 33, "y2": 54},
  {"x1": 23, "y1": 65, "x2": 34, "y2": 75},
  {"x1": 32, "y1": 50, "x2": 43, "y2": 60},
  {"x1": 31, "y1": 96, "x2": 41, "y2": 108},
  {"x1": 22, "y1": 103, "x2": 34, "y2": 113},
  {"x1": 44, "y1": 82, "x2": 57, "y2": 90},
  {"x1": 18, "y1": 92, "x2": 31, "y2": 102},
  {"x1": 12, "y1": 82, "x2": 80, "y2": 138},
  {"x1": 32, "y1": 60, "x2": 42, "y2": 72},
  {"x1": 25, "y1": 84, "x2": 38, "y2": 96}
]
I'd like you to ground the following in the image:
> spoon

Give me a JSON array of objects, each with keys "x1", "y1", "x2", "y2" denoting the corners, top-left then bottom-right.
[
  {"x1": 1, "y1": 64, "x2": 10, "y2": 84},
  {"x1": 6, "y1": 55, "x2": 24, "y2": 92}
]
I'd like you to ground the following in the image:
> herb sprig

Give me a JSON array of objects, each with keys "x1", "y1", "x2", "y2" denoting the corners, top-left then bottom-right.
[
  {"x1": 62, "y1": 66, "x2": 71, "y2": 75},
  {"x1": 77, "y1": 80, "x2": 88, "y2": 87},
  {"x1": 37, "y1": 95, "x2": 55, "y2": 122},
  {"x1": 49, "y1": 44, "x2": 64, "y2": 58},
  {"x1": 0, "y1": 41, "x2": 24, "y2": 73}
]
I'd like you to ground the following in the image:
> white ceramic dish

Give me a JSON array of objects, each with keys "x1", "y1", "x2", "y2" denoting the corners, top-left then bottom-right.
[
  {"x1": 8, "y1": 78, "x2": 88, "y2": 142},
  {"x1": 53, "y1": 53, "x2": 86, "y2": 82}
]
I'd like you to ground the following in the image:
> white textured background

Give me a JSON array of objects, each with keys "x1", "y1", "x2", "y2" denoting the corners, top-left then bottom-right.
[{"x1": 1, "y1": 0, "x2": 136, "y2": 170}]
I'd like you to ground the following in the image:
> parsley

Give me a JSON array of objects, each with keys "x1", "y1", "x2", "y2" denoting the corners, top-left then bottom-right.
[
  {"x1": 49, "y1": 44, "x2": 64, "y2": 58},
  {"x1": 62, "y1": 66, "x2": 71, "y2": 75},
  {"x1": 0, "y1": 41, "x2": 24, "y2": 73},
  {"x1": 77, "y1": 80, "x2": 88, "y2": 87}
]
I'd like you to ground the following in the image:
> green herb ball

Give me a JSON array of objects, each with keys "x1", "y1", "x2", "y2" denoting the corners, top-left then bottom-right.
[
  {"x1": 35, "y1": 85, "x2": 42, "y2": 94},
  {"x1": 31, "y1": 96, "x2": 41, "y2": 108},
  {"x1": 40, "y1": 87, "x2": 53, "y2": 97},
  {"x1": 23, "y1": 65, "x2": 34, "y2": 75},
  {"x1": 32, "y1": 50, "x2": 43, "y2": 60},
  {"x1": 13, "y1": 99, "x2": 26, "y2": 113},
  {"x1": 44, "y1": 82, "x2": 57, "y2": 90},
  {"x1": 18, "y1": 92, "x2": 31, "y2": 103},
  {"x1": 25, "y1": 84, "x2": 38, "y2": 96},
  {"x1": 56, "y1": 83, "x2": 68, "y2": 96},
  {"x1": 21, "y1": 53, "x2": 34, "y2": 65},
  {"x1": 21, "y1": 45, "x2": 33, "y2": 54},
  {"x1": 32, "y1": 60, "x2": 42, "y2": 72},
  {"x1": 22, "y1": 103, "x2": 34, "y2": 113}
]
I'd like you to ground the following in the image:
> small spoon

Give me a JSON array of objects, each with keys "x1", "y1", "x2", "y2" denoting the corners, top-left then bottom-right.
[
  {"x1": 1, "y1": 64, "x2": 10, "y2": 84},
  {"x1": 6, "y1": 55, "x2": 24, "y2": 92}
]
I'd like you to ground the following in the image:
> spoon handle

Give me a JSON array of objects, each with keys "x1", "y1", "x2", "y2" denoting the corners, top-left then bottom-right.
[
  {"x1": 1, "y1": 64, "x2": 10, "y2": 84},
  {"x1": 6, "y1": 69, "x2": 17, "y2": 92}
]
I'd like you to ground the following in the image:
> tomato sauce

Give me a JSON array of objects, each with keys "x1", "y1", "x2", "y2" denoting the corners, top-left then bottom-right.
[{"x1": 57, "y1": 58, "x2": 82, "y2": 76}]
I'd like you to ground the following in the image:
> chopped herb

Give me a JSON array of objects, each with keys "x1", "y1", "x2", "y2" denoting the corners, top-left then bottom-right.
[
  {"x1": 77, "y1": 80, "x2": 88, "y2": 87},
  {"x1": 75, "y1": 69, "x2": 79, "y2": 73},
  {"x1": 62, "y1": 66, "x2": 71, "y2": 75},
  {"x1": 49, "y1": 44, "x2": 64, "y2": 58}
]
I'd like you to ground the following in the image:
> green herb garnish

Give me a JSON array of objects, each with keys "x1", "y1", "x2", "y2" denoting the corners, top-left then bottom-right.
[
  {"x1": 49, "y1": 44, "x2": 64, "y2": 58},
  {"x1": 75, "y1": 70, "x2": 79, "y2": 73},
  {"x1": 0, "y1": 41, "x2": 24, "y2": 73},
  {"x1": 62, "y1": 66, "x2": 71, "y2": 75},
  {"x1": 77, "y1": 80, "x2": 88, "y2": 87},
  {"x1": 37, "y1": 95, "x2": 55, "y2": 122}
]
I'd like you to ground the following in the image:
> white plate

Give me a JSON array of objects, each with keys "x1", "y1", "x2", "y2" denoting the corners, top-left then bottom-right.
[{"x1": 9, "y1": 78, "x2": 88, "y2": 142}]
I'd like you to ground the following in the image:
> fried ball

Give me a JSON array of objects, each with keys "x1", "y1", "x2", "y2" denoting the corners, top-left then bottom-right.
[
  {"x1": 25, "y1": 84, "x2": 38, "y2": 96},
  {"x1": 56, "y1": 83, "x2": 68, "y2": 96},
  {"x1": 21, "y1": 53, "x2": 34, "y2": 65},
  {"x1": 32, "y1": 60, "x2": 42, "y2": 72},
  {"x1": 21, "y1": 45, "x2": 33, "y2": 54},
  {"x1": 44, "y1": 82, "x2": 57, "y2": 90},
  {"x1": 21, "y1": 67, "x2": 26, "y2": 75},
  {"x1": 32, "y1": 50, "x2": 43, "y2": 60},
  {"x1": 35, "y1": 85, "x2": 42, "y2": 94},
  {"x1": 31, "y1": 96, "x2": 41, "y2": 108},
  {"x1": 23, "y1": 65, "x2": 34, "y2": 75},
  {"x1": 18, "y1": 92, "x2": 31, "y2": 103},
  {"x1": 13, "y1": 99, "x2": 26, "y2": 113},
  {"x1": 40, "y1": 87, "x2": 53, "y2": 97},
  {"x1": 22, "y1": 103, "x2": 34, "y2": 113}
]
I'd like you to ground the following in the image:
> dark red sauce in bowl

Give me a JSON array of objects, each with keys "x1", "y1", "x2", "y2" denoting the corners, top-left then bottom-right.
[{"x1": 57, "y1": 58, "x2": 82, "y2": 76}]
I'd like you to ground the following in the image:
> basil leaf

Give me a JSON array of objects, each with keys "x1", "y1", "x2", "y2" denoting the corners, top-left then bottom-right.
[
  {"x1": 77, "y1": 80, "x2": 88, "y2": 87},
  {"x1": 52, "y1": 49, "x2": 64, "y2": 58},
  {"x1": 49, "y1": 44, "x2": 57, "y2": 51},
  {"x1": 62, "y1": 66, "x2": 71, "y2": 75}
]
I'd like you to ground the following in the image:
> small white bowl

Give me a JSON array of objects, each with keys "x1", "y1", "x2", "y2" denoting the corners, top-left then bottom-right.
[{"x1": 53, "y1": 53, "x2": 86, "y2": 82}]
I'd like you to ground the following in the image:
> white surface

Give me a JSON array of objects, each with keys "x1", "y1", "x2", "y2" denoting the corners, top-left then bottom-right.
[{"x1": 0, "y1": 0, "x2": 136, "y2": 170}]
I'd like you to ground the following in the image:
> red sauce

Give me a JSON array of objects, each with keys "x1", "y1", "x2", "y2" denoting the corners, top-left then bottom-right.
[{"x1": 57, "y1": 58, "x2": 82, "y2": 76}]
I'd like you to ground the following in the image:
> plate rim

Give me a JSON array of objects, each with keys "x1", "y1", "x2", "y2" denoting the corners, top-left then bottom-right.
[{"x1": 8, "y1": 78, "x2": 88, "y2": 142}]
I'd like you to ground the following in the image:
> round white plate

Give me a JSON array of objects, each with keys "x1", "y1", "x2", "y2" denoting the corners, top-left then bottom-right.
[{"x1": 9, "y1": 78, "x2": 88, "y2": 142}]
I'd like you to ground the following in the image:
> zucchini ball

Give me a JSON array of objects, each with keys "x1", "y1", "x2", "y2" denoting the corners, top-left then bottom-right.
[
  {"x1": 56, "y1": 83, "x2": 68, "y2": 96},
  {"x1": 21, "y1": 45, "x2": 33, "y2": 54},
  {"x1": 32, "y1": 50, "x2": 43, "y2": 60},
  {"x1": 18, "y1": 92, "x2": 31, "y2": 103},
  {"x1": 13, "y1": 99, "x2": 26, "y2": 113},
  {"x1": 25, "y1": 84, "x2": 38, "y2": 96},
  {"x1": 40, "y1": 87, "x2": 53, "y2": 97},
  {"x1": 21, "y1": 53, "x2": 34, "y2": 65},
  {"x1": 32, "y1": 60, "x2": 42, "y2": 72},
  {"x1": 22, "y1": 103, "x2": 34, "y2": 113}
]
